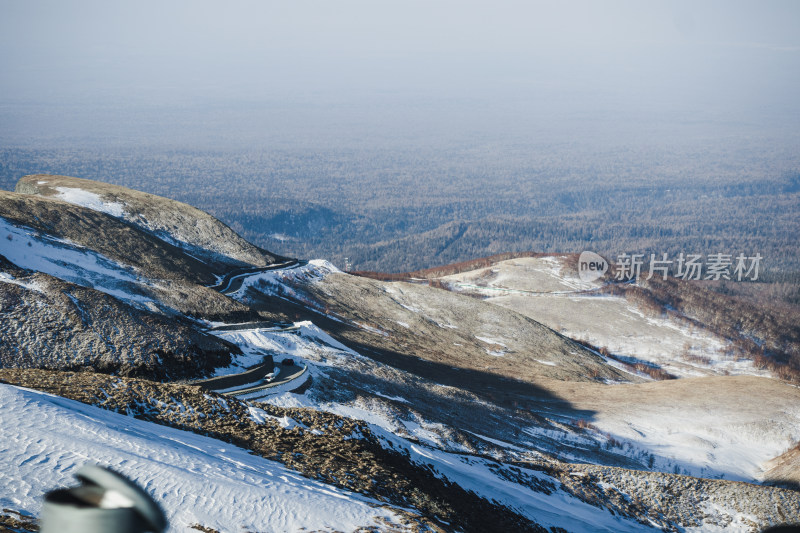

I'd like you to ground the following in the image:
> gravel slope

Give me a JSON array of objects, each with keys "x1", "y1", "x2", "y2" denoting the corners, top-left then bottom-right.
[{"x1": 0, "y1": 258, "x2": 233, "y2": 380}]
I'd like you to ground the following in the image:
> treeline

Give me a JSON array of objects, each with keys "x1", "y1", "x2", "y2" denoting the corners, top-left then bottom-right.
[
  {"x1": 602, "y1": 278, "x2": 800, "y2": 382},
  {"x1": 352, "y1": 251, "x2": 554, "y2": 281},
  {"x1": 0, "y1": 143, "x2": 798, "y2": 275},
  {"x1": 357, "y1": 249, "x2": 800, "y2": 382}
]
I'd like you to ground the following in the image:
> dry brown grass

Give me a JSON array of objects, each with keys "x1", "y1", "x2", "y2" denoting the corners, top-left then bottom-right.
[
  {"x1": 764, "y1": 441, "x2": 800, "y2": 489},
  {"x1": 604, "y1": 277, "x2": 800, "y2": 383},
  {"x1": 0, "y1": 369, "x2": 543, "y2": 533},
  {"x1": 0, "y1": 258, "x2": 234, "y2": 380},
  {"x1": 352, "y1": 251, "x2": 553, "y2": 281},
  {"x1": 0, "y1": 509, "x2": 38, "y2": 533},
  {"x1": 16, "y1": 174, "x2": 281, "y2": 267}
]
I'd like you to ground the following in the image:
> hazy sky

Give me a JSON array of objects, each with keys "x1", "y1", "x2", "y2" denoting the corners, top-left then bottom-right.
[{"x1": 1, "y1": 0, "x2": 799, "y2": 143}]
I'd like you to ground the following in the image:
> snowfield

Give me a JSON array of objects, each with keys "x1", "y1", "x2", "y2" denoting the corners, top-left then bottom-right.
[
  {"x1": 444, "y1": 256, "x2": 769, "y2": 378},
  {"x1": 0, "y1": 384, "x2": 407, "y2": 533},
  {"x1": 53, "y1": 186, "x2": 126, "y2": 218},
  {"x1": 211, "y1": 321, "x2": 360, "y2": 369},
  {"x1": 549, "y1": 376, "x2": 800, "y2": 483},
  {"x1": 230, "y1": 259, "x2": 340, "y2": 301},
  {"x1": 0, "y1": 216, "x2": 158, "y2": 308},
  {"x1": 208, "y1": 324, "x2": 662, "y2": 531}
]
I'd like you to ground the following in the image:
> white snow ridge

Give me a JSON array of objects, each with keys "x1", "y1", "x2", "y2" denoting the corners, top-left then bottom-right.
[{"x1": 0, "y1": 384, "x2": 404, "y2": 533}]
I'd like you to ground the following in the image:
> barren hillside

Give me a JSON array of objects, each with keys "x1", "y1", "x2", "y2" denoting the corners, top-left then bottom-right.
[
  {"x1": 1, "y1": 177, "x2": 799, "y2": 532},
  {"x1": 0, "y1": 257, "x2": 234, "y2": 380},
  {"x1": 16, "y1": 174, "x2": 281, "y2": 267}
]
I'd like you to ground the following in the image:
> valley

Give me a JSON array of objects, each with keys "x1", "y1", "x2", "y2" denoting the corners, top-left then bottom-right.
[{"x1": 1, "y1": 175, "x2": 798, "y2": 532}]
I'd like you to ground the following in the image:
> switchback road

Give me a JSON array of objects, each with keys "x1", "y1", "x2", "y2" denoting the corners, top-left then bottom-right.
[{"x1": 207, "y1": 259, "x2": 302, "y2": 295}]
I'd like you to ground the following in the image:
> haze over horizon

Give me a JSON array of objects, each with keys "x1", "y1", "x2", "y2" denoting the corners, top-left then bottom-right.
[
  {"x1": 1, "y1": 0, "x2": 799, "y2": 148},
  {"x1": 1, "y1": 1, "x2": 799, "y2": 275}
]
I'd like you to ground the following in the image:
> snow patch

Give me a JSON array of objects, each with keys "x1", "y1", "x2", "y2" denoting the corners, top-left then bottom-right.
[
  {"x1": 277, "y1": 415, "x2": 308, "y2": 430},
  {"x1": 230, "y1": 260, "x2": 339, "y2": 301},
  {"x1": 54, "y1": 187, "x2": 125, "y2": 218},
  {"x1": 0, "y1": 272, "x2": 45, "y2": 293},
  {"x1": 398, "y1": 302, "x2": 421, "y2": 313},
  {"x1": 356, "y1": 322, "x2": 390, "y2": 336},
  {"x1": 373, "y1": 392, "x2": 410, "y2": 404},
  {"x1": 0, "y1": 217, "x2": 157, "y2": 308},
  {"x1": 0, "y1": 384, "x2": 404, "y2": 533},
  {"x1": 475, "y1": 335, "x2": 508, "y2": 348}
]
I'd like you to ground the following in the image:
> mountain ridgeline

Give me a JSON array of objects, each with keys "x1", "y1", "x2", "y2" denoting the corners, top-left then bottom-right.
[{"x1": 1, "y1": 174, "x2": 799, "y2": 532}]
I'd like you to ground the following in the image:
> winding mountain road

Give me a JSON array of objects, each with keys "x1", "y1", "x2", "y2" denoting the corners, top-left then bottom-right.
[
  {"x1": 208, "y1": 259, "x2": 302, "y2": 295},
  {"x1": 199, "y1": 321, "x2": 309, "y2": 397},
  {"x1": 200, "y1": 260, "x2": 315, "y2": 396},
  {"x1": 221, "y1": 364, "x2": 308, "y2": 398}
]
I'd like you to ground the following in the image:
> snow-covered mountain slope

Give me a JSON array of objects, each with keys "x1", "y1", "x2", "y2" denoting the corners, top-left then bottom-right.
[
  {"x1": 16, "y1": 174, "x2": 280, "y2": 267},
  {"x1": 0, "y1": 368, "x2": 553, "y2": 532},
  {"x1": 224, "y1": 260, "x2": 800, "y2": 485},
  {"x1": 9, "y1": 366, "x2": 799, "y2": 533},
  {"x1": 0, "y1": 195, "x2": 253, "y2": 318},
  {"x1": 0, "y1": 257, "x2": 233, "y2": 380},
  {"x1": 228, "y1": 260, "x2": 636, "y2": 385},
  {"x1": 206, "y1": 319, "x2": 628, "y2": 466},
  {"x1": 0, "y1": 190, "x2": 217, "y2": 284},
  {"x1": 441, "y1": 255, "x2": 768, "y2": 378},
  {"x1": 3, "y1": 176, "x2": 799, "y2": 531},
  {"x1": 544, "y1": 376, "x2": 800, "y2": 482},
  {"x1": 0, "y1": 214, "x2": 160, "y2": 308},
  {"x1": 0, "y1": 383, "x2": 409, "y2": 533},
  {"x1": 209, "y1": 316, "x2": 800, "y2": 487}
]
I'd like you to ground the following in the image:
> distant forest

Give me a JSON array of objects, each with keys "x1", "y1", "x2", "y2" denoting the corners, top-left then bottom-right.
[{"x1": 1, "y1": 123, "x2": 798, "y2": 277}]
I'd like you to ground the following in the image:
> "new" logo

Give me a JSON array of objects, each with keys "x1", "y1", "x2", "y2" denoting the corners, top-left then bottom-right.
[{"x1": 578, "y1": 251, "x2": 608, "y2": 282}]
